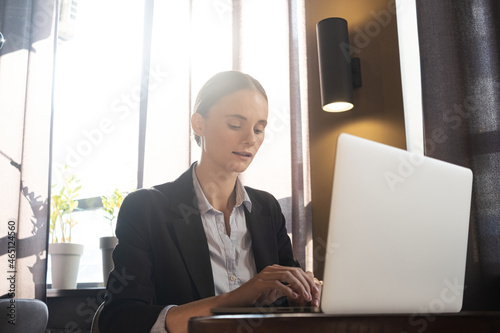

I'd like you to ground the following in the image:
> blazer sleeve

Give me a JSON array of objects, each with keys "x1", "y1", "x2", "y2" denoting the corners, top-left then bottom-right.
[
  {"x1": 272, "y1": 195, "x2": 300, "y2": 268},
  {"x1": 246, "y1": 187, "x2": 300, "y2": 270},
  {"x1": 250, "y1": 189, "x2": 300, "y2": 307},
  {"x1": 99, "y1": 189, "x2": 166, "y2": 333}
]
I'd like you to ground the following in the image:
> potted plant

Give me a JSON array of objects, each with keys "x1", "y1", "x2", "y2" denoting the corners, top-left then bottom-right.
[
  {"x1": 49, "y1": 168, "x2": 84, "y2": 289},
  {"x1": 100, "y1": 188, "x2": 126, "y2": 285}
]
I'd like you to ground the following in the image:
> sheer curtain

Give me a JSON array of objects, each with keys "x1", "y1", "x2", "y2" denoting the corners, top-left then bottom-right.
[
  {"x1": 143, "y1": 0, "x2": 313, "y2": 269},
  {"x1": 0, "y1": 0, "x2": 57, "y2": 300},
  {"x1": 416, "y1": 0, "x2": 500, "y2": 310}
]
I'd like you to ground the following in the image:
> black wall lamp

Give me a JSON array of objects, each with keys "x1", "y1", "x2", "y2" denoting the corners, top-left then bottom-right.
[{"x1": 317, "y1": 17, "x2": 362, "y2": 112}]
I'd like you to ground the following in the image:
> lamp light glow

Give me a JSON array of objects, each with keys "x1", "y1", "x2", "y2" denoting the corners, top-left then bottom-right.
[{"x1": 323, "y1": 102, "x2": 354, "y2": 112}]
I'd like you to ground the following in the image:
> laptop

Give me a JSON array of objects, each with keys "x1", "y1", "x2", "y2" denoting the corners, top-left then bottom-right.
[{"x1": 212, "y1": 133, "x2": 473, "y2": 315}]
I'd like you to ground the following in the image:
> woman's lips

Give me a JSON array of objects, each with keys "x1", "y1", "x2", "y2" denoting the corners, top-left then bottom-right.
[{"x1": 233, "y1": 151, "x2": 252, "y2": 158}]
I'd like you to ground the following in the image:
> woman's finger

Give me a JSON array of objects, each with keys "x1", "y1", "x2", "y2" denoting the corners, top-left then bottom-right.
[
  {"x1": 261, "y1": 268, "x2": 314, "y2": 301},
  {"x1": 311, "y1": 277, "x2": 323, "y2": 307},
  {"x1": 250, "y1": 266, "x2": 308, "y2": 303},
  {"x1": 258, "y1": 270, "x2": 304, "y2": 293},
  {"x1": 254, "y1": 279, "x2": 298, "y2": 304},
  {"x1": 242, "y1": 265, "x2": 323, "y2": 306},
  {"x1": 278, "y1": 267, "x2": 316, "y2": 302}
]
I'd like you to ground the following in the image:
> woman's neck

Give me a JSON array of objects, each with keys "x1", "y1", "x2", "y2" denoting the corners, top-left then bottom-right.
[{"x1": 195, "y1": 161, "x2": 238, "y2": 212}]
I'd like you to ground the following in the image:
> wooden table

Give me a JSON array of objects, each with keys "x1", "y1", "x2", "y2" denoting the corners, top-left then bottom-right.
[{"x1": 189, "y1": 312, "x2": 500, "y2": 333}]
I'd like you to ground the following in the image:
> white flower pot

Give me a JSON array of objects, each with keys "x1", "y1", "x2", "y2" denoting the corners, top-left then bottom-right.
[
  {"x1": 99, "y1": 236, "x2": 118, "y2": 286},
  {"x1": 49, "y1": 243, "x2": 84, "y2": 289}
]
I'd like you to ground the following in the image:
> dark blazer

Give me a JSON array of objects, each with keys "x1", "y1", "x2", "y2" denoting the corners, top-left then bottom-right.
[{"x1": 99, "y1": 164, "x2": 298, "y2": 332}]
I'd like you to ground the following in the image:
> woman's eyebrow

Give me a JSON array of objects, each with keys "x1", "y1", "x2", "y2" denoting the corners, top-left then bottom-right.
[{"x1": 225, "y1": 114, "x2": 247, "y2": 120}]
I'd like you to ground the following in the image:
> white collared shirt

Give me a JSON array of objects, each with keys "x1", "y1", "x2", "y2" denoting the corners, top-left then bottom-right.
[{"x1": 191, "y1": 166, "x2": 258, "y2": 295}]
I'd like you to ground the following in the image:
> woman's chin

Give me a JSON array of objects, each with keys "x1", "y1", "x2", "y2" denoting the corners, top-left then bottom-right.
[{"x1": 226, "y1": 159, "x2": 252, "y2": 173}]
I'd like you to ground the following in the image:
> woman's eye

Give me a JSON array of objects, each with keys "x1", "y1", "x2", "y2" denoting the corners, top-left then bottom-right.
[
  {"x1": 228, "y1": 124, "x2": 240, "y2": 129},
  {"x1": 254, "y1": 127, "x2": 264, "y2": 134}
]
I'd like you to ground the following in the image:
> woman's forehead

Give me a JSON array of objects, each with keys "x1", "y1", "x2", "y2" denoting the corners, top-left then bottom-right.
[{"x1": 208, "y1": 90, "x2": 268, "y2": 119}]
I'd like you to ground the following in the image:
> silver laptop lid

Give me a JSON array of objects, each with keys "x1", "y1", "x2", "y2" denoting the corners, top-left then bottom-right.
[{"x1": 321, "y1": 133, "x2": 472, "y2": 314}]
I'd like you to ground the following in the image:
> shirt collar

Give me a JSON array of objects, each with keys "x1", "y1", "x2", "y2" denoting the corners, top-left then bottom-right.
[{"x1": 192, "y1": 164, "x2": 252, "y2": 215}]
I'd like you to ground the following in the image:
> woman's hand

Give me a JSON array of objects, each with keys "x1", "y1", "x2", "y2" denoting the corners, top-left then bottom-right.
[
  {"x1": 225, "y1": 264, "x2": 322, "y2": 307},
  {"x1": 165, "y1": 265, "x2": 322, "y2": 333},
  {"x1": 288, "y1": 272, "x2": 323, "y2": 307}
]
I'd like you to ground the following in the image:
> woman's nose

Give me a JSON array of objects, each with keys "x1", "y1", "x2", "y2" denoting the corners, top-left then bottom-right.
[{"x1": 244, "y1": 130, "x2": 256, "y2": 146}]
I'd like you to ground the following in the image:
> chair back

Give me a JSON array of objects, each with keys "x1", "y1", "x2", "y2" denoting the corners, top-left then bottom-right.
[
  {"x1": 0, "y1": 298, "x2": 48, "y2": 333},
  {"x1": 90, "y1": 302, "x2": 105, "y2": 333}
]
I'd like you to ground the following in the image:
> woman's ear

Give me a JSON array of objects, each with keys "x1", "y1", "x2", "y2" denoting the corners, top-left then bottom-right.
[{"x1": 191, "y1": 113, "x2": 205, "y2": 136}]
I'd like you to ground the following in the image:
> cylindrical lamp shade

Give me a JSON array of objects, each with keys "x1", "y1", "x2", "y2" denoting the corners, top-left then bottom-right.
[{"x1": 317, "y1": 17, "x2": 354, "y2": 112}]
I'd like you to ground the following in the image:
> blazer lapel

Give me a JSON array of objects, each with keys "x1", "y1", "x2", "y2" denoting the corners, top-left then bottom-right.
[
  {"x1": 245, "y1": 198, "x2": 277, "y2": 272},
  {"x1": 171, "y1": 214, "x2": 215, "y2": 299},
  {"x1": 157, "y1": 165, "x2": 215, "y2": 299}
]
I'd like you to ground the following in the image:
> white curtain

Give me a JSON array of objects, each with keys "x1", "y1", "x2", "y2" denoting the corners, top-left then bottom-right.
[{"x1": 0, "y1": 0, "x2": 57, "y2": 300}]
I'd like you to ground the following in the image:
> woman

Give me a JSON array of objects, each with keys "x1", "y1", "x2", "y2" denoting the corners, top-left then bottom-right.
[{"x1": 99, "y1": 71, "x2": 321, "y2": 333}]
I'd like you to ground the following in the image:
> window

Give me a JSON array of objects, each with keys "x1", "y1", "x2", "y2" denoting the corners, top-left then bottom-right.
[
  {"x1": 49, "y1": 0, "x2": 145, "y2": 285},
  {"x1": 49, "y1": 0, "x2": 304, "y2": 286}
]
